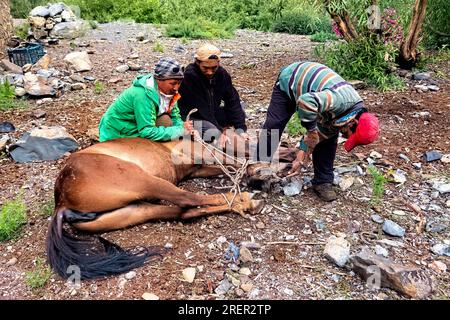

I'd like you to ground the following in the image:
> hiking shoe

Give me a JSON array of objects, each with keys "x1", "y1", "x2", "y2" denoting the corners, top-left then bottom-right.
[{"x1": 312, "y1": 183, "x2": 337, "y2": 202}]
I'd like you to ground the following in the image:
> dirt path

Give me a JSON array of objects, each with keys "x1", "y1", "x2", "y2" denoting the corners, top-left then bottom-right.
[{"x1": 0, "y1": 22, "x2": 449, "y2": 300}]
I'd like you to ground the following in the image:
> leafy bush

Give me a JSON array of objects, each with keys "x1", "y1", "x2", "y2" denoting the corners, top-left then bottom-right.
[
  {"x1": 314, "y1": 36, "x2": 404, "y2": 91},
  {"x1": 310, "y1": 32, "x2": 338, "y2": 42},
  {"x1": 25, "y1": 258, "x2": 52, "y2": 290},
  {"x1": 0, "y1": 81, "x2": 29, "y2": 111},
  {"x1": 10, "y1": 0, "x2": 48, "y2": 18},
  {"x1": 272, "y1": 7, "x2": 331, "y2": 35},
  {"x1": 287, "y1": 115, "x2": 307, "y2": 137},
  {"x1": 423, "y1": 0, "x2": 450, "y2": 48},
  {"x1": 165, "y1": 18, "x2": 236, "y2": 39},
  {"x1": 0, "y1": 194, "x2": 27, "y2": 241},
  {"x1": 14, "y1": 22, "x2": 30, "y2": 40}
]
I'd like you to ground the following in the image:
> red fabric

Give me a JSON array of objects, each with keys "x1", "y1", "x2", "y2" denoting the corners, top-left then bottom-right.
[{"x1": 344, "y1": 113, "x2": 380, "y2": 152}]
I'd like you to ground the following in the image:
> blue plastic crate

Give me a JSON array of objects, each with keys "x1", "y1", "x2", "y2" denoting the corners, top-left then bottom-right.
[{"x1": 7, "y1": 43, "x2": 45, "y2": 67}]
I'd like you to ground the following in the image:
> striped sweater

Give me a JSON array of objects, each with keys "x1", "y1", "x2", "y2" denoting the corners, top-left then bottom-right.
[{"x1": 277, "y1": 61, "x2": 363, "y2": 137}]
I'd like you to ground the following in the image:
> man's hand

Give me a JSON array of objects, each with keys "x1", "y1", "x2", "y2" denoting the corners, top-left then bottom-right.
[
  {"x1": 217, "y1": 131, "x2": 231, "y2": 148},
  {"x1": 239, "y1": 132, "x2": 250, "y2": 141},
  {"x1": 183, "y1": 120, "x2": 200, "y2": 138},
  {"x1": 287, "y1": 150, "x2": 310, "y2": 176}
]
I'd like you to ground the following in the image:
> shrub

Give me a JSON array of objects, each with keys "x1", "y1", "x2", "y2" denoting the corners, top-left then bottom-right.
[
  {"x1": 165, "y1": 17, "x2": 236, "y2": 39},
  {"x1": 287, "y1": 115, "x2": 307, "y2": 137},
  {"x1": 314, "y1": 36, "x2": 405, "y2": 91},
  {"x1": 25, "y1": 258, "x2": 52, "y2": 290},
  {"x1": 0, "y1": 80, "x2": 29, "y2": 111},
  {"x1": 272, "y1": 7, "x2": 331, "y2": 35},
  {"x1": 368, "y1": 166, "x2": 386, "y2": 206},
  {"x1": 0, "y1": 194, "x2": 27, "y2": 241},
  {"x1": 14, "y1": 22, "x2": 30, "y2": 40},
  {"x1": 94, "y1": 81, "x2": 105, "y2": 94},
  {"x1": 153, "y1": 41, "x2": 164, "y2": 53},
  {"x1": 310, "y1": 32, "x2": 338, "y2": 42}
]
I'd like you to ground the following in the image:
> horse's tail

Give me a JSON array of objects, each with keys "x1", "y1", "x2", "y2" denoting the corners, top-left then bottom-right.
[{"x1": 46, "y1": 208, "x2": 162, "y2": 280}]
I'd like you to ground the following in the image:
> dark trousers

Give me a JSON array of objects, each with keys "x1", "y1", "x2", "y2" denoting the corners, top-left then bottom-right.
[
  {"x1": 257, "y1": 84, "x2": 338, "y2": 185},
  {"x1": 191, "y1": 118, "x2": 222, "y2": 143}
]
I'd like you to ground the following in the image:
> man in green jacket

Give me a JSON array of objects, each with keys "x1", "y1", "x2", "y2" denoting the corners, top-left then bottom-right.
[{"x1": 99, "y1": 57, "x2": 193, "y2": 142}]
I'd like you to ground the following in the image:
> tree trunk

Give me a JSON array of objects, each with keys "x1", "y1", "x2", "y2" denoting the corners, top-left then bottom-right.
[
  {"x1": 399, "y1": 0, "x2": 428, "y2": 69},
  {"x1": 324, "y1": 0, "x2": 359, "y2": 42},
  {"x1": 0, "y1": 0, "x2": 14, "y2": 59}
]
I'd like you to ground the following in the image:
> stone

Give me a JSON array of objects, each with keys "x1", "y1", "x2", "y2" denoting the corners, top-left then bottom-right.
[
  {"x1": 142, "y1": 292, "x2": 159, "y2": 300},
  {"x1": 127, "y1": 62, "x2": 142, "y2": 71},
  {"x1": 339, "y1": 176, "x2": 354, "y2": 191},
  {"x1": 240, "y1": 282, "x2": 253, "y2": 292},
  {"x1": 6, "y1": 257, "x2": 17, "y2": 266},
  {"x1": 412, "y1": 111, "x2": 430, "y2": 119},
  {"x1": 283, "y1": 179, "x2": 302, "y2": 196},
  {"x1": 36, "y1": 69, "x2": 53, "y2": 78},
  {"x1": 374, "y1": 245, "x2": 389, "y2": 257},
  {"x1": 428, "y1": 261, "x2": 447, "y2": 273},
  {"x1": 424, "y1": 150, "x2": 442, "y2": 162},
  {"x1": 215, "y1": 279, "x2": 232, "y2": 295},
  {"x1": 108, "y1": 77, "x2": 122, "y2": 84},
  {"x1": 392, "y1": 210, "x2": 406, "y2": 216},
  {"x1": 50, "y1": 21, "x2": 88, "y2": 39},
  {"x1": 23, "y1": 73, "x2": 56, "y2": 96},
  {"x1": 29, "y1": 15, "x2": 46, "y2": 28},
  {"x1": 69, "y1": 74, "x2": 85, "y2": 82},
  {"x1": 30, "y1": 6, "x2": 50, "y2": 17},
  {"x1": 412, "y1": 162, "x2": 422, "y2": 169},
  {"x1": 70, "y1": 82, "x2": 86, "y2": 90},
  {"x1": 371, "y1": 215, "x2": 384, "y2": 224},
  {"x1": 414, "y1": 84, "x2": 429, "y2": 92},
  {"x1": 239, "y1": 246, "x2": 254, "y2": 263},
  {"x1": 61, "y1": 10, "x2": 75, "y2": 22},
  {"x1": 86, "y1": 127, "x2": 99, "y2": 141},
  {"x1": 220, "y1": 52, "x2": 234, "y2": 59},
  {"x1": 392, "y1": 169, "x2": 407, "y2": 184},
  {"x1": 14, "y1": 87, "x2": 26, "y2": 97},
  {"x1": 116, "y1": 65, "x2": 129, "y2": 73},
  {"x1": 350, "y1": 249, "x2": 434, "y2": 299},
  {"x1": 427, "y1": 85, "x2": 439, "y2": 91},
  {"x1": 335, "y1": 166, "x2": 357, "y2": 174},
  {"x1": 431, "y1": 244, "x2": 450, "y2": 257},
  {"x1": 436, "y1": 184, "x2": 450, "y2": 194},
  {"x1": 84, "y1": 76, "x2": 96, "y2": 81},
  {"x1": 32, "y1": 109, "x2": 46, "y2": 119},
  {"x1": 283, "y1": 288, "x2": 294, "y2": 296},
  {"x1": 426, "y1": 219, "x2": 450, "y2": 233},
  {"x1": 240, "y1": 241, "x2": 261, "y2": 250},
  {"x1": 0, "y1": 59, "x2": 23, "y2": 74},
  {"x1": 324, "y1": 236, "x2": 350, "y2": 267},
  {"x1": 128, "y1": 53, "x2": 139, "y2": 59},
  {"x1": 64, "y1": 51, "x2": 92, "y2": 72},
  {"x1": 412, "y1": 72, "x2": 431, "y2": 80},
  {"x1": 49, "y1": 3, "x2": 66, "y2": 17},
  {"x1": 239, "y1": 268, "x2": 251, "y2": 276},
  {"x1": 124, "y1": 271, "x2": 136, "y2": 280},
  {"x1": 370, "y1": 151, "x2": 382, "y2": 159},
  {"x1": 0, "y1": 134, "x2": 9, "y2": 151},
  {"x1": 182, "y1": 267, "x2": 196, "y2": 283},
  {"x1": 441, "y1": 154, "x2": 450, "y2": 164},
  {"x1": 173, "y1": 45, "x2": 187, "y2": 54},
  {"x1": 399, "y1": 154, "x2": 410, "y2": 162},
  {"x1": 382, "y1": 220, "x2": 405, "y2": 237}
]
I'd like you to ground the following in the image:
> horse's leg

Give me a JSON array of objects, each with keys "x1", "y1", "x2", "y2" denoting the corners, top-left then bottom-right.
[
  {"x1": 187, "y1": 165, "x2": 224, "y2": 178},
  {"x1": 73, "y1": 202, "x2": 184, "y2": 233}
]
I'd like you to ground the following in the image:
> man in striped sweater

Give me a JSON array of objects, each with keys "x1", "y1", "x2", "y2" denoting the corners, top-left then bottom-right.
[{"x1": 257, "y1": 61, "x2": 379, "y2": 201}]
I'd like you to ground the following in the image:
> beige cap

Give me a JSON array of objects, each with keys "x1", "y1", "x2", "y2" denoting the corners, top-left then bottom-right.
[{"x1": 194, "y1": 43, "x2": 221, "y2": 62}]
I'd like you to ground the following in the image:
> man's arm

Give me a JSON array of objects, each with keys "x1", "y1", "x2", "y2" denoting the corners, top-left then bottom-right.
[{"x1": 223, "y1": 72, "x2": 247, "y2": 132}]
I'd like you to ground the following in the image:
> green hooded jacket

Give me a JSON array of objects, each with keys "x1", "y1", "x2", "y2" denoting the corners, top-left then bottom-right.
[{"x1": 98, "y1": 74, "x2": 184, "y2": 142}]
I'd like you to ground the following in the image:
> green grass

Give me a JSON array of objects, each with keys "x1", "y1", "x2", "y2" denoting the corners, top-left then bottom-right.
[
  {"x1": 310, "y1": 32, "x2": 338, "y2": 43},
  {"x1": 153, "y1": 41, "x2": 164, "y2": 53},
  {"x1": 165, "y1": 17, "x2": 235, "y2": 39},
  {"x1": 368, "y1": 166, "x2": 386, "y2": 206},
  {"x1": 287, "y1": 115, "x2": 307, "y2": 137},
  {"x1": 14, "y1": 22, "x2": 29, "y2": 40},
  {"x1": 0, "y1": 194, "x2": 27, "y2": 241},
  {"x1": 25, "y1": 258, "x2": 52, "y2": 290},
  {"x1": 0, "y1": 81, "x2": 29, "y2": 111},
  {"x1": 94, "y1": 81, "x2": 105, "y2": 94}
]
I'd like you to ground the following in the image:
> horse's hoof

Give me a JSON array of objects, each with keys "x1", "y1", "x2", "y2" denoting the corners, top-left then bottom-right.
[{"x1": 250, "y1": 199, "x2": 265, "y2": 214}]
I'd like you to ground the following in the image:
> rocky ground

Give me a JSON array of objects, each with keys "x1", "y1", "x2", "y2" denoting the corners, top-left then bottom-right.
[{"x1": 0, "y1": 21, "x2": 449, "y2": 300}]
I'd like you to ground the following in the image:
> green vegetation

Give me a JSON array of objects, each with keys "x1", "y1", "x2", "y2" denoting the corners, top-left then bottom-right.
[
  {"x1": 0, "y1": 81, "x2": 29, "y2": 111},
  {"x1": 165, "y1": 18, "x2": 236, "y2": 39},
  {"x1": 367, "y1": 166, "x2": 386, "y2": 206},
  {"x1": 153, "y1": 41, "x2": 164, "y2": 53},
  {"x1": 25, "y1": 258, "x2": 52, "y2": 290},
  {"x1": 314, "y1": 36, "x2": 405, "y2": 91},
  {"x1": 287, "y1": 115, "x2": 307, "y2": 137},
  {"x1": 94, "y1": 81, "x2": 105, "y2": 94},
  {"x1": 14, "y1": 22, "x2": 30, "y2": 40},
  {"x1": 0, "y1": 194, "x2": 27, "y2": 241},
  {"x1": 272, "y1": 6, "x2": 331, "y2": 35},
  {"x1": 310, "y1": 32, "x2": 338, "y2": 43},
  {"x1": 39, "y1": 199, "x2": 54, "y2": 218}
]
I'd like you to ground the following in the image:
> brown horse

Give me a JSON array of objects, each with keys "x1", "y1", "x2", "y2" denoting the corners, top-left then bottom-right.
[{"x1": 46, "y1": 136, "x2": 266, "y2": 280}]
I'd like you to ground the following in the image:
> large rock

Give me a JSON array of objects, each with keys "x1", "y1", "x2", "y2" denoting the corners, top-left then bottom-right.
[
  {"x1": 0, "y1": 59, "x2": 23, "y2": 75},
  {"x1": 28, "y1": 16, "x2": 46, "y2": 28},
  {"x1": 23, "y1": 73, "x2": 56, "y2": 96},
  {"x1": 9, "y1": 126, "x2": 79, "y2": 163},
  {"x1": 30, "y1": 6, "x2": 50, "y2": 17},
  {"x1": 63, "y1": 51, "x2": 92, "y2": 72},
  {"x1": 350, "y1": 249, "x2": 434, "y2": 298},
  {"x1": 49, "y1": 3, "x2": 66, "y2": 17},
  {"x1": 324, "y1": 236, "x2": 350, "y2": 267},
  {"x1": 49, "y1": 21, "x2": 88, "y2": 39}
]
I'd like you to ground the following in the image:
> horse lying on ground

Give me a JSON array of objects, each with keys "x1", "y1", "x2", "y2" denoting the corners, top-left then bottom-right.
[{"x1": 46, "y1": 136, "x2": 269, "y2": 280}]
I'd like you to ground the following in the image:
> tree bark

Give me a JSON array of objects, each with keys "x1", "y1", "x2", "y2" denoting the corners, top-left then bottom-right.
[
  {"x1": 399, "y1": 0, "x2": 428, "y2": 68},
  {"x1": 0, "y1": 0, "x2": 14, "y2": 59},
  {"x1": 324, "y1": 0, "x2": 359, "y2": 42}
]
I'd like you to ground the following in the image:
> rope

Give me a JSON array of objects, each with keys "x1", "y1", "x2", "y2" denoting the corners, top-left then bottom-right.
[{"x1": 186, "y1": 108, "x2": 249, "y2": 209}]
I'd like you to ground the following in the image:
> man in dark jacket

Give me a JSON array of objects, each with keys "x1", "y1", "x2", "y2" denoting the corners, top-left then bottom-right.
[{"x1": 178, "y1": 44, "x2": 248, "y2": 148}]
